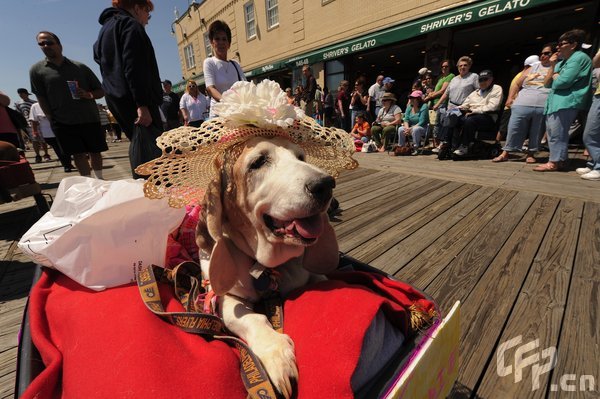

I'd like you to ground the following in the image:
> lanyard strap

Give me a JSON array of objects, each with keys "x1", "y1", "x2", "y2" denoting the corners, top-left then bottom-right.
[{"x1": 136, "y1": 263, "x2": 279, "y2": 399}]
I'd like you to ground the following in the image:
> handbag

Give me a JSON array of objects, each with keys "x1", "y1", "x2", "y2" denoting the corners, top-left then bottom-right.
[
  {"x1": 361, "y1": 140, "x2": 377, "y2": 153},
  {"x1": 130, "y1": 123, "x2": 162, "y2": 178}
]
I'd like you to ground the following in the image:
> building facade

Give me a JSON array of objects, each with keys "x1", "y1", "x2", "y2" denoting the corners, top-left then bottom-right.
[{"x1": 171, "y1": 0, "x2": 598, "y2": 96}]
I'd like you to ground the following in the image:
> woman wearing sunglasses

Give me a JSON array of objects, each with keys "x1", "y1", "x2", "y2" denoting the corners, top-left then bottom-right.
[
  {"x1": 493, "y1": 45, "x2": 554, "y2": 164},
  {"x1": 534, "y1": 29, "x2": 593, "y2": 172},
  {"x1": 179, "y1": 81, "x2": 208, "y2": 128}
]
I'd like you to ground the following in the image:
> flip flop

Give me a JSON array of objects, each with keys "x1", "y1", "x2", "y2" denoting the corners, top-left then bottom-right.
[
  {"x1": 533, "y1": 162, "x2": 559, "y2": 172},
  {"x1": 492, "y1": 154, "x2": 509, "y2": 162}
]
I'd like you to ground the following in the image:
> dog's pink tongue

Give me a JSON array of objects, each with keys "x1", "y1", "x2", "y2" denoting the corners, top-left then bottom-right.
[{"x1": 288, "y1": 214, "x2": 324, "y2": 239}]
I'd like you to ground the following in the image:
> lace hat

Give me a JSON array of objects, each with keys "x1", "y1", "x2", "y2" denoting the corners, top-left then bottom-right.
[{"x1": 136, "y1": 80, "x2": 358, "y2": 207}]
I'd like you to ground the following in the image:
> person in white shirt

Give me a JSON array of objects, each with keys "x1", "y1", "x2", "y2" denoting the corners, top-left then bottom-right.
[
  {"x1": 28, "y1": 102, "x2": 74, "y2": 172},
  {"x1": 203, "y1": 20, "x2": 245, "y2": 120},
  {"x1": 179, "y1": 81, "x2": 209, "y2": 127}
]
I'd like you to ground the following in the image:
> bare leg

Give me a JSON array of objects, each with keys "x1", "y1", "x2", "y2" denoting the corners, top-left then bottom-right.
[
  {"x1": 73, "y1": 153, "x2": 91, "y2": 176},
  {"x1": 89, "y1": 152, "x2": 104, "y2": 179}
]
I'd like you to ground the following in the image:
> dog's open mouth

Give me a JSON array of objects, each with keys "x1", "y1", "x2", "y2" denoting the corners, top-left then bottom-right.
[{"x1": 263, "y1": 213, "x2": 324, "y2": 244}]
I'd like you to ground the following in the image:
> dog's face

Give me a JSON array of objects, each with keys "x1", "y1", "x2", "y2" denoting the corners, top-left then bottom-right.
[
  {"x1": 196, "y1": 135, "x2": 340, "y2": 295},
  {"x1": 225, "y1": 136, "x2": 335, "y2": 266}
]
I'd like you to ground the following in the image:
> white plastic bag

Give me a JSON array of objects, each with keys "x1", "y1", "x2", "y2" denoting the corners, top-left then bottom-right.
[{"x1": 18, "y1": 177, "x2": 185, "y2": 290}]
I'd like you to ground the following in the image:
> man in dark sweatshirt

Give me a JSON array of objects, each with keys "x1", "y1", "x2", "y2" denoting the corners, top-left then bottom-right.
[{"x1": 93, "y1": 0, "x2": 162, "y2": 175}]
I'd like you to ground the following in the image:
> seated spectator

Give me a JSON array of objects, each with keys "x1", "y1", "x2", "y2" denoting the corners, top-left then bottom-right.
[
  {"x1": 371, "y1": 92, "x2": 402, "y2": 152},
  {"x1": 453, "y1": 70, "x2": 503, "y2": 156},
  {"x1": 493, "y1": 47, "x2": 553, "y2": 163},
  {"x1": 433, "y1": 56, "x2": 479, "y2": 153},
  {"x1": 285, "y1": 88, "x2": 295, "y2": 105},
  {"x1": 398, "y1": 90, "x2": 429, "y2": 154},
  {"x1": 350, "y1": 112, "x2": 371, "y2": 143}
]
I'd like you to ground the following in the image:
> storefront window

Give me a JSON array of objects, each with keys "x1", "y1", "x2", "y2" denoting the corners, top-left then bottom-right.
[{"x1": 325, "y1": 60, "x2": 344, "y2": 95}]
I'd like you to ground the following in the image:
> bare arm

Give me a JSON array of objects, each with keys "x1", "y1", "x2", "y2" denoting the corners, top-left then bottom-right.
[
  {"x1": 206, "y1": 85, "x2": 222, "y2": 102},
  {"x1": 593, "y1": 49, "x2": 600, "y2": 68},
  {"x1": 37, "y1": 96, "x2": 53, "y2": 121},
  {"x1": 425, "y1": 81, "x2": 449, "y2": 102}
]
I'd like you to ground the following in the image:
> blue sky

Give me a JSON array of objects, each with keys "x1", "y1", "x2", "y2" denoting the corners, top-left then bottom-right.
[{"x1": 0, "y1": 0, "x2": 192, "y2": 107}]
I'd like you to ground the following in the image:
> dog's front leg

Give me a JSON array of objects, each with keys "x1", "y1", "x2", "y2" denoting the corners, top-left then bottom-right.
[{"x1": 221, "y1": 295, "x2": 297, "y2": 399}]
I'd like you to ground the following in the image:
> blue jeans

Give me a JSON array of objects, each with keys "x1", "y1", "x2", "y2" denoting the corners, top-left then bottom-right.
[
  {"x1": 583, "y1": 95, "x2": 600, "y2": 171},
  {"x1": 503, "y1": 105, "x2": 545, "y2": 152},
  {"x1": 398, "y1": 125, "x2": 427, "y2": 147},
  {"x1": 546, "y1": 108, "x2": 579, "y2": 162}
]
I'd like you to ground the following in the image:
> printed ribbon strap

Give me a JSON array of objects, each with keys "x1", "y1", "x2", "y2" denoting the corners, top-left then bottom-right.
[{"x1": 136, "y1": 263, "x2": 279, "y2": 399}]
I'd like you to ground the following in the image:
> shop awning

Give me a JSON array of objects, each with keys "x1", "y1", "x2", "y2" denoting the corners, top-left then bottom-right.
[{"x1": 283, "y1": 0, "x2": 563, "y2": 67}]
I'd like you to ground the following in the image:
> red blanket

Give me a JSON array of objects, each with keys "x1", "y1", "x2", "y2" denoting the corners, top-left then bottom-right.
[{"x1": 23, "y1": 268, "x2": 435, "y2": 399}]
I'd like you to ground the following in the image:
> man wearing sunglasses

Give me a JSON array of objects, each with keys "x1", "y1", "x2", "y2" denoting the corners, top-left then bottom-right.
[{"x1": 30, "y1": 31, "x2": 107, "y2": 178}]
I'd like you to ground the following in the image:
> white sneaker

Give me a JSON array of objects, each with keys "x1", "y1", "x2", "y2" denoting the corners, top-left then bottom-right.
[
  {"x1": 453, "y1": 145, "x2": 468, "y2": 156},
  {"x1": 581, "y1": 170, "x2": 600, "y2": 181},
  {"x1": 576, "y1": 167, "x2": 592, "y2": 175}
]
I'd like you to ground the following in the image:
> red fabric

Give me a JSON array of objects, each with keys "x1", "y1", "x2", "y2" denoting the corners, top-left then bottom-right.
[
  {"x1": 23, "y1": 269, "x2": 435, "y2": 399},
  {"x1": 0, "y1": 156, "x2": 36, "y2": 188}
]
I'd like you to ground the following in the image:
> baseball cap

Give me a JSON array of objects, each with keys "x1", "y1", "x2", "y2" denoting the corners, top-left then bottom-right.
[
  {"x1": 418, "y1": 67, "x2": 431, "y2": 75},
  {"x1": 382, "y1": 77, "x2": 395, "y2": 85},
  {"x1": 162, "y1": 79, "x2": 172, "y2": 86},
  {"x1": 408, "y1": 90, "x2": 424, "y2": 98},
  {"x1": 17, "y1": 88, "x2": 31, "y2": 95},
  {"x1": 523, "y1": 55, "x2": 539, "y2": 66},
  {"x1": 478, "y1": 70, "x2": 493, "y2": 81}
]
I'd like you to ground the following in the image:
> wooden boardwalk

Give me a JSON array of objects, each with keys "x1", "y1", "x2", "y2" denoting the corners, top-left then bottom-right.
[{"x1": 1, "y1": 142, "x2": 598, "y2": 398}]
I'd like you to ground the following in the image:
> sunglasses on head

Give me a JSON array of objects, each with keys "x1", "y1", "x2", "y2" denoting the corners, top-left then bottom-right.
[{"x1": 38, "y1": 40, "x2": 56, "y2": 47}]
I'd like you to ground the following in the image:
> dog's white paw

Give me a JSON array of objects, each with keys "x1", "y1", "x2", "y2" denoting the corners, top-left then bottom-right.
[{"x1": 252, "y1": 332, "x2": 298, "y2": 399}]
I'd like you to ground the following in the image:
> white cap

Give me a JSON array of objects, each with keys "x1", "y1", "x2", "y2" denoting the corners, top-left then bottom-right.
[
  {"x1": 418, "y1": 67, "x2": 431, "y2": 75},
  {"x1": 524, "y1": 55, "x2": 539, "y2": 66}
]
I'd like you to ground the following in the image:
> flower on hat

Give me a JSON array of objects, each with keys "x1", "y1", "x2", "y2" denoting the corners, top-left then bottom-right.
[{"x1": 212, "y1": 80, "x2": 304, "y2": 129}]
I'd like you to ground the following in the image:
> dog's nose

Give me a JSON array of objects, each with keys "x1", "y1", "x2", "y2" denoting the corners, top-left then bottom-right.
[{"x1": 305, "y1": 175, "x2": 335, "y2": 204}]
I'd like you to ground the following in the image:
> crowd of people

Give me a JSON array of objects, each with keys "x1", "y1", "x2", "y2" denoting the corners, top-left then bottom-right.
[
  {"x1": 308, "y1": 28, "x2": 598, "y2": 182},
  {"x1": 0, "y1": 0, "x2": 598, "y2": 185},
  {"x1": 0, "y1": 0, "x2": 246, "y2": 181}
]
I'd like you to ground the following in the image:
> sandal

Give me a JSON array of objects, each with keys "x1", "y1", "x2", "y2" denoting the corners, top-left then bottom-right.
[
  {"x1": 525, "y1": 156, "x2": 537, "y2": 164},
  {"x1": 533, "y1": 162, "x2": 559, "y2": 172},
  {"x1": 492, "y1": 153, "x2": 510, "y2": 163}
]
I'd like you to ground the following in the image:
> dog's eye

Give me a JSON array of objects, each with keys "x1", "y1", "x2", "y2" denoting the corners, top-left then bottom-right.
[
  {"x1": 249, "y1": 155, "x2": 268, "y2": 170},
  {"x1": 297, "y1": 154, "x2": 305, "y2": 162}
]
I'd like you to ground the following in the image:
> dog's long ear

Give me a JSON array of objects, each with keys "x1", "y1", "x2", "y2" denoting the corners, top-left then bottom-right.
[
  {"x1": 209, "y1": 238, "x2": 240, "y2": 295},
  {"x1": 302, "y1": 215, "x2": 339, "y2": 274}
]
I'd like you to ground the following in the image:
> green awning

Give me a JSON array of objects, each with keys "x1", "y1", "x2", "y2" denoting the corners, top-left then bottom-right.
[{"x1": 284, "y1": 0, "x2": 564, "y2": 67}]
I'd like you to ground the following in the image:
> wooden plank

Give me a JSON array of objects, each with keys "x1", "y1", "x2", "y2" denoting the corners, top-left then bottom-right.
[
  {"x1": 334, "y1": 170, "x2": 406, "y2": 203},
  {"x1": 372, "y1": 186, "x2": 497, "y2": 273},
  {"x1": 476, "y1": 198, "x2": 584, "y2": 398},
  {"x1": 334, "y1": 175, "x2": 428, "y2": 221},
  {"x1": 547, "y1": 201, "x2": 599, "y2": 396},
  {"x1": 335, "y1": 179, "x2": 449, "y2": 240},
  {"x1": 426, "y1": 190, "x2": 539, "y2": 311},
  {"x1": 347, "y1": 183, "x2": 478, "y2": 263},
  {"x1": 336, "y1": 174, "x2": 419, "y2": 211},
  {"x1": 450, "y1": 195, "x2": 560, "y2": 393},
  {"x1": 388, "y1": 188, "x2": 517, "y2": 281}
]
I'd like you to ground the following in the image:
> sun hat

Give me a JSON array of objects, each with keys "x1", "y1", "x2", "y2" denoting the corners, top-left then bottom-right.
[
  {"x1": 136, "y1": 79, "x2": 358, "y2": 207},
  {"x1": 380, "y1": 92, "x2": 397, "y2": 102},
  {"x1": 408, "y1": 90, "x2": 424, "y2": 98},
  {"x1": 523, "y1": 55, "x2": 539, "y2": 66}
]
